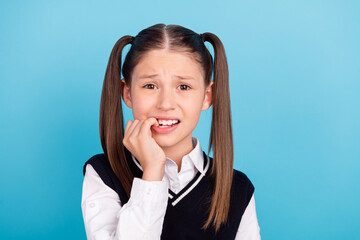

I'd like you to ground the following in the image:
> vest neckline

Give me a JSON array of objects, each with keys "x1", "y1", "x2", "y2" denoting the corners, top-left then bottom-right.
[{"x1": 126, "y1": 148, "x2": 212, "y2": 207}]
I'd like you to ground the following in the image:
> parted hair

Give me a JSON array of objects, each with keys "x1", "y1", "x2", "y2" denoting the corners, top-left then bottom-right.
[{"x1": 99, "y1": 23, "x2": 233, "y2": 231}]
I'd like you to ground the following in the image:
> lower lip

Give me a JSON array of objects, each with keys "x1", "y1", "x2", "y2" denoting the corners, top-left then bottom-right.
[{"x1": 151, "y1": 123, "x2": 180, "y2": 134}]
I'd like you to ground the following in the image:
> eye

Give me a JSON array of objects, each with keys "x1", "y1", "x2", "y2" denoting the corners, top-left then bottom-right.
[
  {"x1": 143, "y1": 84, "x2": 157, "y2": 89},
  {"x1": 178, "y1": 84, "x2": 191, "y2": 91}
]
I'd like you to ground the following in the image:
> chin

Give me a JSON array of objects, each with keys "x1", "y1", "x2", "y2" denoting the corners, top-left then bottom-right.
[
  {"x1": 153, "y1": 135, "x2": 177, "y2": 146},
  {"x1": 153, "y1": 133, "x2": 192, "y2": 150}
]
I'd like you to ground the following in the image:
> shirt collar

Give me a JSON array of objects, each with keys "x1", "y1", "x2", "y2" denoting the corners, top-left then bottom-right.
[
  {"x1": 131, "y1": 136, "x2": 205, "y2": 174},
  {"x1": 187, "y1": 136, "x2": 204, "y2": 174}
]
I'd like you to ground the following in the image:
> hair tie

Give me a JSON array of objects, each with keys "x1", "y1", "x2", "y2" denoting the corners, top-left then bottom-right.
[
  {"x1": 199, "y1": 33, "x2": 203, "y2": 41},
  {"x1": 131, "y1": 36, "x2": 135, "y2": 44}
]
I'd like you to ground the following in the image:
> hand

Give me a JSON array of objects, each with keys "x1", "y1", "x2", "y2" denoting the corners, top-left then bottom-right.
[{"x1": 123, "y1": 118, "x2": 166, "y2": 181}]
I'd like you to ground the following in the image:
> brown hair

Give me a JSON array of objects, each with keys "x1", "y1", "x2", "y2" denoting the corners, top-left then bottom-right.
[{"x1": 99, "y1": 24, "x2": 233, "y2": 232}]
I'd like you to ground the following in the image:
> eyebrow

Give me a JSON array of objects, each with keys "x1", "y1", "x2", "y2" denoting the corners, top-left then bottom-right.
[{"x1": 138, "y1": 74, "x2": 194, "y2": 80}]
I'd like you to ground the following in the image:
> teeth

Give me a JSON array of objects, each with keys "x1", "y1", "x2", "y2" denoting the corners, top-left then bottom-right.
[{"x1": 158, "y1": 119, "x2": 179, "y2": 126}]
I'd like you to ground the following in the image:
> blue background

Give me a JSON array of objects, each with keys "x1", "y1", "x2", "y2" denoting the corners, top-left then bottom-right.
[{"x1": 1, "y1": 0, "x2": 359, "y2": 239}]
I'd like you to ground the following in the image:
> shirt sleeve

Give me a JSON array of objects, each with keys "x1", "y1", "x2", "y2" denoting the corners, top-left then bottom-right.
[
  {"x1": 235, "y1": 194, "x2": 261, "y2": 240},
  {"x1": 81, "y1": 164, "x2": 169, "y2": 240}
]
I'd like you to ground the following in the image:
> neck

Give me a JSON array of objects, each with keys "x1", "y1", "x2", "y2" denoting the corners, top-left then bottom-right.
[{"x1": 162, "y1": 137, "x2": 194, "y2": 172}]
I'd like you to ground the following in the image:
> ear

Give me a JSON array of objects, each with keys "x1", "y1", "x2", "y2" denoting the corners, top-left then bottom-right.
[
  {"x1": 121, "y1": 79, "x2": 132, "y2": 108},
  {"x1": 201, "y1": 81, "x2": 213, "y2": 111}
]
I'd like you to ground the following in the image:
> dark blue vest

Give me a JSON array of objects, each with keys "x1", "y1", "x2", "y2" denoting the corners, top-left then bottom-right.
[{"x1": 83, "y1": 149, "x2": 254, "y2": 240}]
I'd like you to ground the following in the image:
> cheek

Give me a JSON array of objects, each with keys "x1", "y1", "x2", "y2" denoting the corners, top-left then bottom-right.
[
  {"x1": 131, "y1": 93, "x2": 156, "y2": 118},
  {"x1": 182, "y1": 95, "x2": 204, "y2": 116}
]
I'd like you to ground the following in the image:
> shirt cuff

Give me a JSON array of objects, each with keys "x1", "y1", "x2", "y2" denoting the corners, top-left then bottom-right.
[{"x1": 130, "y1": 177, "x2": 169, "y2": 204}]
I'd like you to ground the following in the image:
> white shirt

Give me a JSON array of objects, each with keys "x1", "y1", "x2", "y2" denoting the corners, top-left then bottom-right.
[{"x1": 81, "y1": 137, "x2": 261, "y2": 239}]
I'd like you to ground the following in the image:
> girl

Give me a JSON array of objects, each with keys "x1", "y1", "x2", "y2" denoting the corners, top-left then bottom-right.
[{"x1": 81, "y1": 24, "x2": 261, "y2": 239}]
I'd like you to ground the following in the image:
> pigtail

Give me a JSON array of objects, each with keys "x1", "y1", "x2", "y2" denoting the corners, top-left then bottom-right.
[
  {"x1": 202, "y1": 32, "x2": 234, "y2": 232},
  {"x1": 99, "y1": 35, "x2": 134, "y2": 196}
]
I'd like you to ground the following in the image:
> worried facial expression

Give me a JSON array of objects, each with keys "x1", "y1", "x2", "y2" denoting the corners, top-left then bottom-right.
[{"x1": 122, "y1": 49, "x2": 213, "y2": 152}]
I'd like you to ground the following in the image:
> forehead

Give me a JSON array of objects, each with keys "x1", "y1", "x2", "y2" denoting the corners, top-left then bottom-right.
[{"x1": 132, "y1": 49, "x2": 204, "y2": 80}]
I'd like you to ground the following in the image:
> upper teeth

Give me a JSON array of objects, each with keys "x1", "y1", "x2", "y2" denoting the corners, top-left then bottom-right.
[{"x1": 158, "y1": 120, "x2": 179, "y2": 126}]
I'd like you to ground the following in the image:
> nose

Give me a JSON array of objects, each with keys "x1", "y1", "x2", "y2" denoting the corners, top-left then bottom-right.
[{"x1": 156, "y1": 88, "x2": 175, "y2": 111}]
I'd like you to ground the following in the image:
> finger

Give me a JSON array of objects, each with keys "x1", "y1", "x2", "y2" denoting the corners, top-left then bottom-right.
[
  {"x1": 124, "y1": 120, "x2": 133, "y2": 138},
  {"x1": 130, "y1": 119, "x2": 145, "y2": 137},
  {"x1": 140, "y1": 118, "x2": 158, "y2": 136},
  {"x1": 150, "y1": 117, "x2": 159, "y2": 127},
  {"x1": 126, "y1": 119, "x2": 140, "y2": 138}
]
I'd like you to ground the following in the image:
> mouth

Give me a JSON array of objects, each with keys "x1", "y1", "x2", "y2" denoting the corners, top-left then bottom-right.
[
  {"x1": 157, "y1": 119, "x2": 181, "y2": 128},
  {"x1": 151, "y1": 118, "x2": 180, "y2": 134}
]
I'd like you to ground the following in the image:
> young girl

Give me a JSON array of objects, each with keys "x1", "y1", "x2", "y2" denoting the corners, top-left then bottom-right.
[{"x1": 81, "y1": 24, "x2": 261, "y2": 239}]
